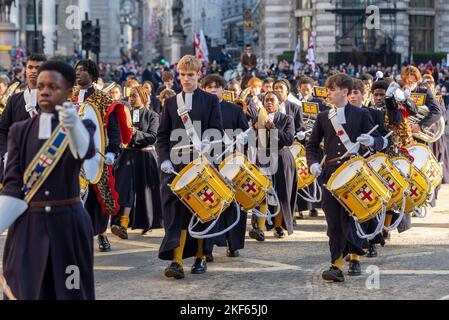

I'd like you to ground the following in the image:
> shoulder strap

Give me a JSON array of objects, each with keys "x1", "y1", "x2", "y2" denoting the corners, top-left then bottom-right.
[
  {"x1": 176, "y1": 93, "x2": 202, "y2": 150},
  {"x1": 328, "y1": 108, "x2": 356, "y2": 153}
]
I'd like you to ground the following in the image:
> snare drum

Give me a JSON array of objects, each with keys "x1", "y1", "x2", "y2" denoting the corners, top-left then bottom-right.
[
  {"x1": 170, "y1": 157, "x2": 235, "y2": 223},
  {"x1": 219, "y1": 152, "x2": 271, "y2": 211},
  {"x1": 327, "y1": 156, "x2": 391, "y2": 223},
  {"x1": 367, "y1": 153, "x2": 410, "y2": 211},
  {"x1": 289, "y1": 142, "x2": 315, "y2": 190},
  {"x1": 406, "y1": 143, "x2": 443, "y2": 190},
  {"x1": 393, "y1": 157, "x2": 432, "y2": 214}
]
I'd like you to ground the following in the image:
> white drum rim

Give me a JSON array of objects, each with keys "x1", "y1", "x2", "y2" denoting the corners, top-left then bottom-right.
[
  {"x1": 329, "y1": 159, "x2": 364, "y2": 190},
  {"x1": 173, "y1": 162, "x2": 205, "y2": 191},
  {"x1": 220, "y1": 153, "x2": 245, "y2": 180},
  {"x1": 368, "y1": 154, "x2": 386, "y2": 172},
  {"x1": 407, "y1": 145, "x2": 430, "y2": 170},
  {"x1": 393, "y1": 159, "x2": 411, "y2": 177}
]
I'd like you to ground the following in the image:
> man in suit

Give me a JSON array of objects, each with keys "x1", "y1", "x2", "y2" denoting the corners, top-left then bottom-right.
[
  {"x1": 241, "y1": 44, "x2": 258, "y2": 88},
  {"x1": 156, "y1": 55, "x2": 223, "y2": 279},
  {"x1": 0, "y1": 54, "x2": 47, "y2": 182},
  {"x1": 306, "y1": 74, "x2": 387, "y2": 282}
]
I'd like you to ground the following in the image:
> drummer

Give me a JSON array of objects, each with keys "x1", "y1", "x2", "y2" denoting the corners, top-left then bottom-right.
[
  {"x1": 156, "y1": 55, "x2": 223, "y2": 279},
  {"x1": 248, "y1": 91, "x2": 297, "y2": 241},
  {"x1": 201, "y1": 74, "x2": 249, "y2": 260},
  {"x1": 306, "y1": 74, "x2": 386, "y2": 282}
]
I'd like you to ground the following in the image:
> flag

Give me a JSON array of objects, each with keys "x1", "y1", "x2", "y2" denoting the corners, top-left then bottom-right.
[
  {"x1": 306, "y1": 34, "x2": 315, "y2": 70},
  {"x1": 199, "y1": 30, "x2": 210, "y2": 63},
  {"x1": 194, "y1": 32, "x2": 203, "y2": 61},
  {"x1": 293, "y1": 41, "x2": 302, "y2": 73}
]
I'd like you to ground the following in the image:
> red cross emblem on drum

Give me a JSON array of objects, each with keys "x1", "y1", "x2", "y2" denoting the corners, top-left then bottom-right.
[
  {"x1": 410, "y1": 185, "x2": 419, "y2": 198},
  {"x1": 299, "y1": 164, "x2": 308, "y2": 176},
  {"x1": 198, "y1": 187, "x2": 215, "y2": 204},
  {"x1": 242, "y1": 178, "x2": 257, "y2": 194},
  {"x1": 427, "y1": 167, "x2": 436, "y2": 179},
  {"x1": 356, "y1": 184, "x2": 375, "y2": 206}
]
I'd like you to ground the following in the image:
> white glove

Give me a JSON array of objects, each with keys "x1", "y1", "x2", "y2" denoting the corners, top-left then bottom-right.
[
  {"x1": 161, "y1": 160, "x2": 174, "y2": 174},
  {"x1": 296, "y1": 131, "x2": 306, "y2": 141},
  {"x1": 0, "y1": 195, "x2": 28, "y2": 235},
  {"x1": 104, "y1": 152, "x2": 116, "y2": 165},
  {"x1": 56, "y1": 102, "x2": 90, "y2": 159},
  {"x1": 393, "y1": 88, "x2": 406, "y2": 102},
  {"x1": 310, "y1": 163, "x2": 322, "y2": 177},
  {"x1": 201, "y1": 139, "x2": 211, "y2": 153},
  {"x1": 357, "y1": 134, "x2": 375, "y2": 147},
  {"x1": 386, "y1": 82, "x2": 401, "y2": 97},
  {"x1": 236, "y1": 132, "x2": 249, "y2": 145}
]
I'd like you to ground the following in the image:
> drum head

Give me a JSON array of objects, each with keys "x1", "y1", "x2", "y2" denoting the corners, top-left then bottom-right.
[
  {"x1": 173, "y1": 162, "x2": 204, "y2": 191},
  {"x1": 367, "y1": 154, "x2": 386, "y2": 172},
  {"x1": 329, "y1": 159, "x2": 364, "y2": 190},
  {"x1": 79, "y1": 103, "x2": 105, "y2": 184},
  {"x1": 220, "y1": 153, "x2": 245, "y2": 180},
  {"x1": 393, "y1": 158, "x2": 411, "y2": 177},
  {"x1": 407, "y1": 144, "x2": 430, "y2": 170}
]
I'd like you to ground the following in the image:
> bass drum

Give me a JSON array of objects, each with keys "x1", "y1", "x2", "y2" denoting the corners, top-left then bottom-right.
[{"x1": 79, "y1": 103, "x2": 105, "y2": 187}]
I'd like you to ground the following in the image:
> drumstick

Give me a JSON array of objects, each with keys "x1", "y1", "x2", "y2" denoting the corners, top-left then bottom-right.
[
  {"x1": 0, "y1": 275, "x2": 17, "y2": 300},
  {"x1": 319, "y1": 155, "x2": 327, "y2": 168},
  {"x1": 363, "y1": 131, "x2": 394, "y2": 158},
  {"x1": 214, "y1": 128, "x2": 253, "y2": 161},
  {"x1": 339, "y1": 125, "x2": 379, "y2": 160}
]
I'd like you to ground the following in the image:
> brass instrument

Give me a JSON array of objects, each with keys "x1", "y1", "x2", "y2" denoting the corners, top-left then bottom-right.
[
  {"x1": 0, "y1": 82, "x2": 20, "y2": 115},
  {"x1": 407, "y1": 93, "x2": 445, "y2": 143},
  {"x1": 234, "y1": 87, "x2": 251, "y2": 113}
]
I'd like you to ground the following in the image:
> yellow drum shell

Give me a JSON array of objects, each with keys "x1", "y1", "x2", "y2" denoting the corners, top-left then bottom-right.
[
  {"x1": 392, "y1": 157, "x2": 431, "y2": 214},
  {"x1": 327, "y1": 156, "x2": 391, "y2": 223},
  {"x1": 219, "y1": 153, "x2": 271, "y2": 211},
  {"x1": 171, "y1": 157, "x2": 234, "y2": 223},
  {"x1": 367, "y1": 153, "x2": 410, "y2": 211},
  {"x1": 406, "y1": 143, "x2": 443, "y2": 191},
  {"x1": 295, "y1": 156, "x2": 315, "y2": 190}
]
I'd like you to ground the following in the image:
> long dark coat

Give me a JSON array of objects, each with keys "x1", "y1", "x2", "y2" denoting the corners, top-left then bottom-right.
[
  {"x1": 156, "y1": 88, "x2": 223, "y2": 261},
  {"x1": 112, "y1": 107, "x2": 163, "y2": 232},
  {"x1": 1, "y1": 114, "x2": 96, "y2": 300}
]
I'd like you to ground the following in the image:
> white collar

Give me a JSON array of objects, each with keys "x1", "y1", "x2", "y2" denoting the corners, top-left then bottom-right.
[
  {"x1": 184, "y1": 92, "x2": 193, "y2": 111},
  {"x1": 268, "y1": 112, "x2": 276, "y2": 122},
  {"x1": 336, "y1": 106, "x2": 346, "y2": 124},
  {"x1": 279, "y1": 101, "x2": 286, "y2": 114},
  {"x1": 38, "y1": 113, "x2": 54, "y2": 140},
  {"x1": 78, "y1": 88, "x2": 87, "y2": 104}
]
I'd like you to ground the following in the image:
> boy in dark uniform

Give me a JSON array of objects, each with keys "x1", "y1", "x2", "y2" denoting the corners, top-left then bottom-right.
[
  {"x1": 306, "y1": 74, "x2": 386, "y2": 282},
  {"x1": 0, "y1": 60, "x2": 96, "y2": 299},
  {"x1": 201, "y1": 74, "x2": 249, "y2": 260},
  {"x1": 156, "y1": 55, "x2": 223, "y2": 279}
]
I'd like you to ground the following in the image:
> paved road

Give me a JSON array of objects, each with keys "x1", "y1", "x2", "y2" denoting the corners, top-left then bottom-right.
[{"x1": 3, "y1": 185, "x2": 448, "y2": 300}]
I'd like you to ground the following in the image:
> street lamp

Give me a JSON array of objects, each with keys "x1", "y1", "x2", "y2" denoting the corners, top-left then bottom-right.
[{"x1": 33, "y1": 0, "x2": 39, "y2": 53}]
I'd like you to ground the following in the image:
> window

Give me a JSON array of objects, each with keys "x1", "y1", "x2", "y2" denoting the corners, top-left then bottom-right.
[
  {"x1": 26, "y1": 0, "x2": 43, "y2": 25},
  {"x1": 341, "y1": 15, "x2": 376, "y2": 51},
  {"x1": 410, "y1": 15, "x2": 434, "y2": 52},
  {"x1": 297, "y1": 0, "x2": 312, "y2": 9},
  {"x1": 297, "y1": 16, "x2": 311, "y2": 50},
  {"x1": 410, "y1": 0, "x2": 434, "y2": 8}
]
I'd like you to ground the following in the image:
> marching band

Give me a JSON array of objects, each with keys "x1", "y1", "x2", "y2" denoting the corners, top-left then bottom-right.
[{"x1": 0, "y1": 54, "x2": 447, "y2": 299}]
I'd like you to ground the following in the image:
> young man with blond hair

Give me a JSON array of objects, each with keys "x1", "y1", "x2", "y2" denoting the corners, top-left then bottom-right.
[{"x1": 156, "y1": 55, "x2": 223, "y2": 279}]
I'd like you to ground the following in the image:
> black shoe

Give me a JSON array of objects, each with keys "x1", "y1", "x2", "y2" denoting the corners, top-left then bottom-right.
[
  {"x1": 111, "y1": 224, "x2": 128, "y2": 240},
  {"x1": 348, "y1": 260, "x2": 362, "y2": 276},
  {"x1": 309, "y1": 209, "x2": 319, "y2": 217},
  {"x1": 98, "y1": 235, "x2": 111, "y2": 252},
  {"x1": 249, "y1": 228, "x2": 265, "y2": 241},
  {"x1": 205, "y1": 254, "x2": 214, "y2": 262},
  {"x1": 273, "y1": 227, "x2": 285, "y2": 239},
  {"x1": 164, "y1": 262, "x2": 185, "y2": 279},
  {"x1": 322, "y1": 266, "x2": 345, "y2": 282},
  {"x1": 227, "y1": 249, "x2": 239, "y2": 257},
  {"x1": 297, "y1": 211, "x2": 305, "y2": 220},
  {"x1": 191, "y1": 258, "x2": 207, "y2": 274},
  {"x1": 366, "y1": 244, "x2": 378, "y2": 258}
]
